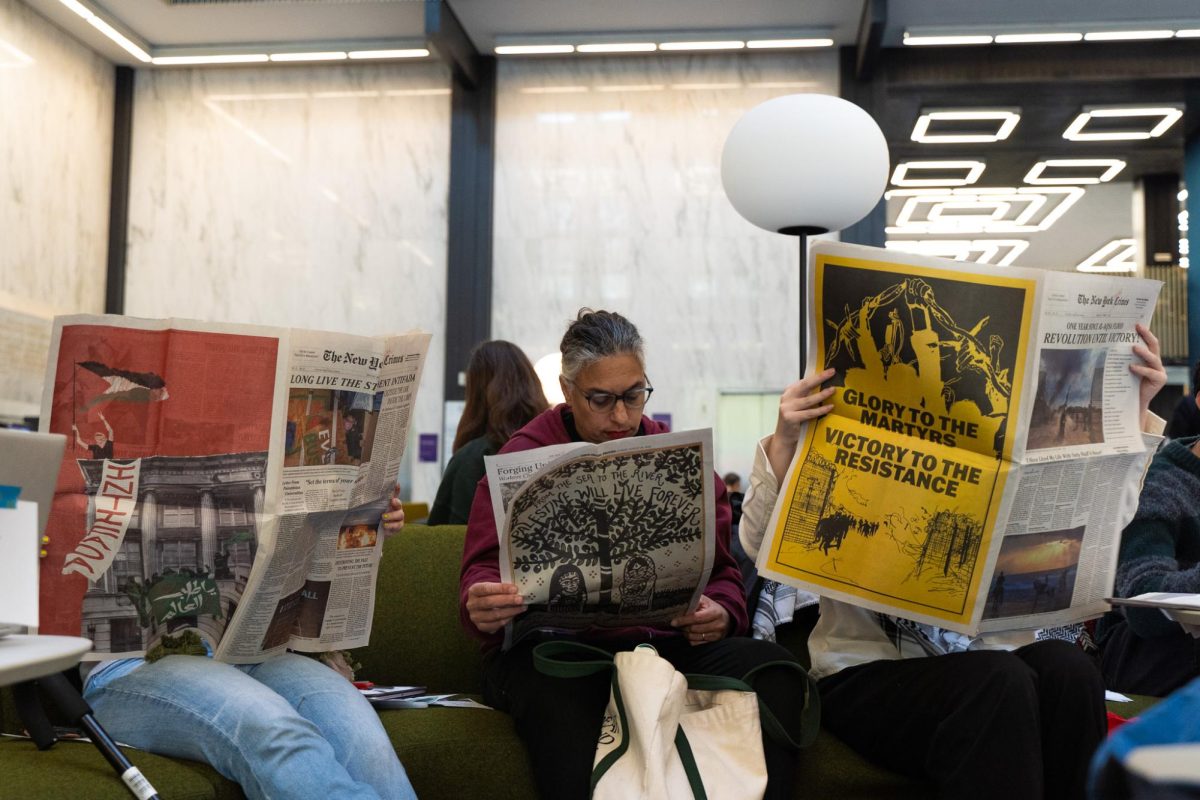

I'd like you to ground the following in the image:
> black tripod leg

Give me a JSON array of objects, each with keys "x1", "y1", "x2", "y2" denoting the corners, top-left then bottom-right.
[
  {"x1": 28, "y1": 672, "x2": 162, "y2": 800},
  {"x1": 10, "y1": 680, "x2": 58, "y2": 750}
]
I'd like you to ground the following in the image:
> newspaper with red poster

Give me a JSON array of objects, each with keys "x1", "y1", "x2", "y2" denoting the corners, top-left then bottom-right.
[{"x1": 38, "y1": 315, "x2": 429, "y2": 663}]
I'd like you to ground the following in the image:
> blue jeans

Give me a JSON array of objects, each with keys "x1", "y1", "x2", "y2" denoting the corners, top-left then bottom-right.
[{"x1": 84, "y1": 653, "x2": 417, "y2": 800}]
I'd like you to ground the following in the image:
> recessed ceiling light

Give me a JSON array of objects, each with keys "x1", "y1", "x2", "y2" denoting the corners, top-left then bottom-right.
[
  {"x1": 154, "y1": 54, "x2": 270, "y2": 65},
  {"x1": 494, "y1": 44, "x2": 575, "y2": 55},
  {"x1": 886, "y1": 239, "x2": 1029, "y2": 266},
  {"x1": 1024, "y1": 158, "x2": 1126, "y2": 185},
  {"x1": 993, "y1": 32, "x2": 1083, "y2": 44},
  {"x1": 269, "y1": 52, "x2": 347, "y2": 62},
  {"x1": 903, "y1": 33, "x2": 993, "y2": 46},
  {"x1": 1063, "y1": 107, "x2": 1182, "y2": 141},
  {"x1": 576, "y1": 43, "x2": 657, "y2": 53},
  {"x1": 891, "y1": 160, "x2": 986, "y2": 187},
  {"x1": 1076, "y1": 239, "x2": 1137, "y2": 272},
  {"x1": 658, "y1": 41, "x2": 745, "y2": 51},
  {"x1": 1083, "y1": 30, "x2": 1174, "y2": 41},
  {"x1": 746, "y1": 38, "x2": 833, "y2": 49},
  {"x1": 347, "y1": 49, "x2": 429, "y2": 60},
  {"x1": 911, "y1": 110, "x2": 1020, "y2": 143}
]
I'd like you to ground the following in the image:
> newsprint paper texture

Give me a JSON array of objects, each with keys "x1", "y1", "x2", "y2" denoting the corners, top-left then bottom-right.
[
  {"x1": 487, "y1": 430, "x2": 716, "y2": 650},
  {"x1": 757, "y1": 242, "x2": 1161, "y2": 636},
  {"x1": 38, "y1": 315, "x2": 429, "y2": 663}
]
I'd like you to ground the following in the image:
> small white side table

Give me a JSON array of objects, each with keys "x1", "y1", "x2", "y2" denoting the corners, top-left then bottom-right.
[{"x1": 0, "y1": 635, "x2": 92, "y2": 687}]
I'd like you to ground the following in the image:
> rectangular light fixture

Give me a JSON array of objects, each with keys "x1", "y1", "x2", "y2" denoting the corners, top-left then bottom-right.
[
  {"x1": 1076, "y1": 239, "x2": 1137, "y2": 272},
  {"x1": 903, "y1": 33, "x2": 993, "y2": 46},
  {"x1": 993, "y1": 32, "x2": 1083, "y2": 44},
  {"x1": 1023, "y1": 158, "x2": 1125, "y2": 185},
  {"x1": 58, "y1": 0, "x2": 94, "y2": 18},
  {"x1": 154, "y1": 54, "x2": 270, "y2": 65},
  {"x1": 85, "y1": 17, "x2": 151, "y2": 62},
  {"x1": 886, "y1": 187, "x2": 1084, "y2": 234},
  {"x1": 912, "y1": 110, "x2": 1020, "y2": 143},
  {"x1": 886, "y1": 239, "x2": 1029, "y2": 266},
  {"x1": 520, "y1": 86, "x2": 590, "y2": 94},
  {"x1": 1083, "y1": 30, "x2": 1174, "y2": 41},
  {"x1": 1063, "y1": 107, "x2": 1182, "y2": 141},
  {"x1": 596, "y1": 84, "x2": 665, "y2": 92},
  {"x1": 658, "y1": 41, "x2": 745, "y2": 51},
  {"x1": 495, "y1": 44, "x2": 575, "y2": 55},
  {"x1": 576, "y1": 43, "x2": 657, "y2": 53},
  {"x1": 746, "y1": 38, "x2": 833, "y2": 49},
  {"x1": 1176, "y1": 30, "x2": 1200, "y2": 38},
  {"x1": 347, "y1": 49, "x2": 429, "y2": 60},
  {"x1": 269, "y1": 52, "x2": 347, "y2": 62},
  {"x1": 891, "y1": 160, "x2": 986, "y2": 187}
]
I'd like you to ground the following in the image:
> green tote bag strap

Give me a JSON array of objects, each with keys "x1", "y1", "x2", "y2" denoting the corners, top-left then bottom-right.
[
  {"x1": 740, "y1": 659, "x2": 821, "y2": 749},
  {"x1": 532, "y1": 640, "x2": 617, "y2": 679}
]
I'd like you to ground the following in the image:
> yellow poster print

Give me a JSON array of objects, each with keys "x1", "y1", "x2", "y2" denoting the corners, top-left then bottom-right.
[{"x1": 763, "y1": 250, "x2": 1036, "y2": 627}]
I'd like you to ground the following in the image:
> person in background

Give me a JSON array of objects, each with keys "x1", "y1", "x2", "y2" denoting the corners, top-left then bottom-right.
[
  {"x1": 724, "y1": 471, "x2": 745, "y2": 528},
  {"x1": 1164, "y1": 360, "x2": 1200, "y2": 439},
  {"x1": 460, "y1": 309, "x2": 808, "y2": 800},
  {"x1": 81, "y1": 488, "x2": 417, "y2": 800},
  {"x1": 739, "y1": 324, "x2": 1166, "y2": 800},
  {"x1": 1099, "y1": 428, "x2": 1200, "y2": 697},
  {"x1": 427, "y1": 341, "x2": 548, "y2": 526}
]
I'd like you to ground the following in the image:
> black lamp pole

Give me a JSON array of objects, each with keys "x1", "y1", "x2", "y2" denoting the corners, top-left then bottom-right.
[{"x1": 779, "y1": 225, "x2": 828, "y2": 377}]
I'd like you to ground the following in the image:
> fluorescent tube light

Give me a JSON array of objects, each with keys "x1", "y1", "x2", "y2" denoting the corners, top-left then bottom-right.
[
  {"x1": 1023, "y1": 159, "x2": 1125, "y2": 185},
  {"x1": 270, "y1": 52, "x2": 347, "y2": 62},
  {"x1": 1084, "y1": 30, "x2": 1174, "y2": 41},
  {"x1": 658, "y1": 41, "x2": 745, "y2": 51},
  {"x1": 993, "y1": 32, "x2": 1083, "y2": 44},
  {"x1": 86, "y1": 16, "x2": 150, "y2": 62},
  {"x1": 154, "y1": 54, "x2": 269, "y2": 65},
  {"x1": 576, "y1": 43, "x2": 657, "y2": 53},
  {"x1": 1176, "y1": 30, "x2": 1200, "y2": 38},
  {"x1": 347, "y1": 49, "x2": 429, "y2": 60},
  {"x1": 494, "y1": 44, "x2": 575, "y2": 55},
  {"x1": 903, "y1": 34, "x2": 993, "y2": 46},
  {"x1": 58, "y1": 0, "x2": 94, "y2": 19},
  {"x1": 746, "y1": 38, "x2": 833, "y2": 49}
]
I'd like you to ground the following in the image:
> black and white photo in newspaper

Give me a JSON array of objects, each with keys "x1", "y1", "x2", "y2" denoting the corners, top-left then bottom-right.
[{"x1": 488, "y1": 430, "x2": 716, "y2": 649}]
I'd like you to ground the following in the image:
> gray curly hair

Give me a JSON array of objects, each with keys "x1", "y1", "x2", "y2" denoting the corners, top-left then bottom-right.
[{"x1": 559, "y1": 309, "x2": 645, "y2": 381}]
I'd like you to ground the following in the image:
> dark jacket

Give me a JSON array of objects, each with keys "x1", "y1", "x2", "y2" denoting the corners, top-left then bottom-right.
[
  {"x1": 458, "y1": 404, "x2": 748, "y2": 650},
  {"x1": 428, "y1": 435, "x2": 496, "y2": 525}
]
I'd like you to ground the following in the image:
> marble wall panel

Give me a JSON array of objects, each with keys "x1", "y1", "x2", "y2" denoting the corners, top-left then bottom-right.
[
  {"x1": 492, "y1": 53, "x2": 839, "y2": 470},
  {"x1": 124, "y1": 63, "x2": 451, "y2": 501},
  {"x1": 0, "y1": 0, "x2": 112, "y2": 312}
]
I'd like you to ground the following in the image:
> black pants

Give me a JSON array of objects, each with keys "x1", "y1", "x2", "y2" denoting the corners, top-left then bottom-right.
[
  {"x1": 818, "y1": 640, "x2": 1106, "y2": 800},
  {"x1": 1101, "y1": 618, "x2": 1200, "y2": 697},
  {"x1": 483, "y1": 636, "x2": 805, "y2": 800}
]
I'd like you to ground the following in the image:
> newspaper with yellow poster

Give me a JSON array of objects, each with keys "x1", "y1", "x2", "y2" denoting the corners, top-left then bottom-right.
[{"x1": 757, "y1": 241, "x2": 1161, "y2": 635}]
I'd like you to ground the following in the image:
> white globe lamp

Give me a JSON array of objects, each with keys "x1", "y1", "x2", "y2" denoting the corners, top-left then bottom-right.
[{"x1": 721, "y1": 94, "x2": 889, "y2": 373}]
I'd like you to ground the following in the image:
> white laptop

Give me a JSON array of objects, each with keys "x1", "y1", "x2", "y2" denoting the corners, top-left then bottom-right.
[{"x1": 0, "y1": 429, "x2": 66, "y2": 636}]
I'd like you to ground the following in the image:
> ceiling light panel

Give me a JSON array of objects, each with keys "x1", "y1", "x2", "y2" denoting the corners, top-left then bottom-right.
[
  {"x1": 575, "y1": 43, "x2": 657, "y2": 53},
  {"x1": 886, "y1": 187, "x2": 1084, "y2": 234},
  {"x1": 1083, "y1": 30, "x2": 1174, "y2": 41},
  {"x1": 154, "y1": 54, "x2": 269, "y2": 65},
  {"x1": 885, "y1": 239, "x2": 1029, "y2": 266},
  {"x1": 494, "y1": 44, "x2": 575, "y2": 55},
  {"x1": 1076, "y1": 239, "x2": 1137, "y2": 272},
  {"x1": 903, "y1": 33, "x2": 993, "y2": 46},
  {"x1": 912, "y1": 110, "x2": 1020, "y2": 143},
  {"x1": 891, "y1": 160, "x2": 986, "y2": 187},
  {"x1": 347, "y1": 49, "x2": 429, "y2": 59},
  {"x1": 745, "y1": 38, "x2": 833, "y2": 48},
  {"x1": 269, "y1": 52, "x2": 347, "y2": 62},
  {"x1": 658, "y1": 41, "x2": 745, "y2": 51},
  {"x1": 1063, "y1": 107, "x2": 1182, "y2": 141},
  {"x1": 993, "y1": 32, "x2": 1083, "y2": 44},
  {"x1": 1024, "y1": 158, "x2": 1125, "y2": 185}
]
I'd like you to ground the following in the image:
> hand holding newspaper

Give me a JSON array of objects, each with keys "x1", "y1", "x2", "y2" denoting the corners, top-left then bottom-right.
[
  {"x1": 485, "y1": 429, "x2": 717, "y2": 649},
  {"x1": 38, "y1": 315, "x2": 430, "y2": 663},
  {"x1": 755, "y1": 242, "x2": 1162, "y2": 636}
]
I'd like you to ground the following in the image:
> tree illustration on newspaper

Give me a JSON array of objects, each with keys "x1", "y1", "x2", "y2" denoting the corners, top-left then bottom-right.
[{"x1": 505, "y1": 443, "x2": 709, "y2": 638}]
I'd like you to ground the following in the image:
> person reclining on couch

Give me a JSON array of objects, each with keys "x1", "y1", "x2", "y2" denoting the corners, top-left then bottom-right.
[
  {"x1": 81, "y1": 488, "x2": 417, "y2": 800},
  {"x1": 738, "y1": 324, "x2": 1166, "y2": 800},
  {"x1": 1100, "y1": 428, "x2": 1200, "y2": 697},
  {"x1": 459, "y1": 308, "x2": 809, "y2": 800}
]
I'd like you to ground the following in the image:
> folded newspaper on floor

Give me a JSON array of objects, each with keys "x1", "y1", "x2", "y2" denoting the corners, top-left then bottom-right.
[
  {"x1": 756, "y1": 241, "x2": 1162, "y2": 636},
  {"x1": 486, "y1": 429, "x2": 716, "y2": 650},
  {"x1": 38, "y1": 315, "x2": 430, "y2": 663}
]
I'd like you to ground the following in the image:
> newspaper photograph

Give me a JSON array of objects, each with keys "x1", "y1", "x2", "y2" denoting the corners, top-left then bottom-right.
[
  {"x1": 757, "y1": 242, "x2": 1161, "y2": 634},
  {"x1": 487, "y1": 430, "x2": 716, "y2": 649},
  {"x1": 38, "y1": 314, "x2": 429, "y2": 662}
]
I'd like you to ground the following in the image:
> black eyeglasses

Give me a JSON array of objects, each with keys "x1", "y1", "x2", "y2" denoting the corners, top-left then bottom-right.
[{"x1": 567, "y1": 380, "x2": 654, "y2": 413}]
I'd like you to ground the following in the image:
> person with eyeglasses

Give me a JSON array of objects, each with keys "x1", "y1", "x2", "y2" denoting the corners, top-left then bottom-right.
[{"x1": 459, "y1": 308, "x2": 809, "y2": 800}]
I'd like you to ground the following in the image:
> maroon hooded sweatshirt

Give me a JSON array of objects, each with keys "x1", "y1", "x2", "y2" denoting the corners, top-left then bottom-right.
[{"x1": 459, "y1": 404, "x2": 749, "y2": 650}]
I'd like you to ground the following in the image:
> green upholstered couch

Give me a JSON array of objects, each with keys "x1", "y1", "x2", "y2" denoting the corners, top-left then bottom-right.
[{"x1": 0, "y1": 524, "x2": 1160, "y2": 799}]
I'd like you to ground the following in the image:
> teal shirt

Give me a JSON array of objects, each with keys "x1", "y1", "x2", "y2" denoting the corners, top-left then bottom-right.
[{"x1": 427, "y1": 435, "x2": 496, "y2": 525}]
